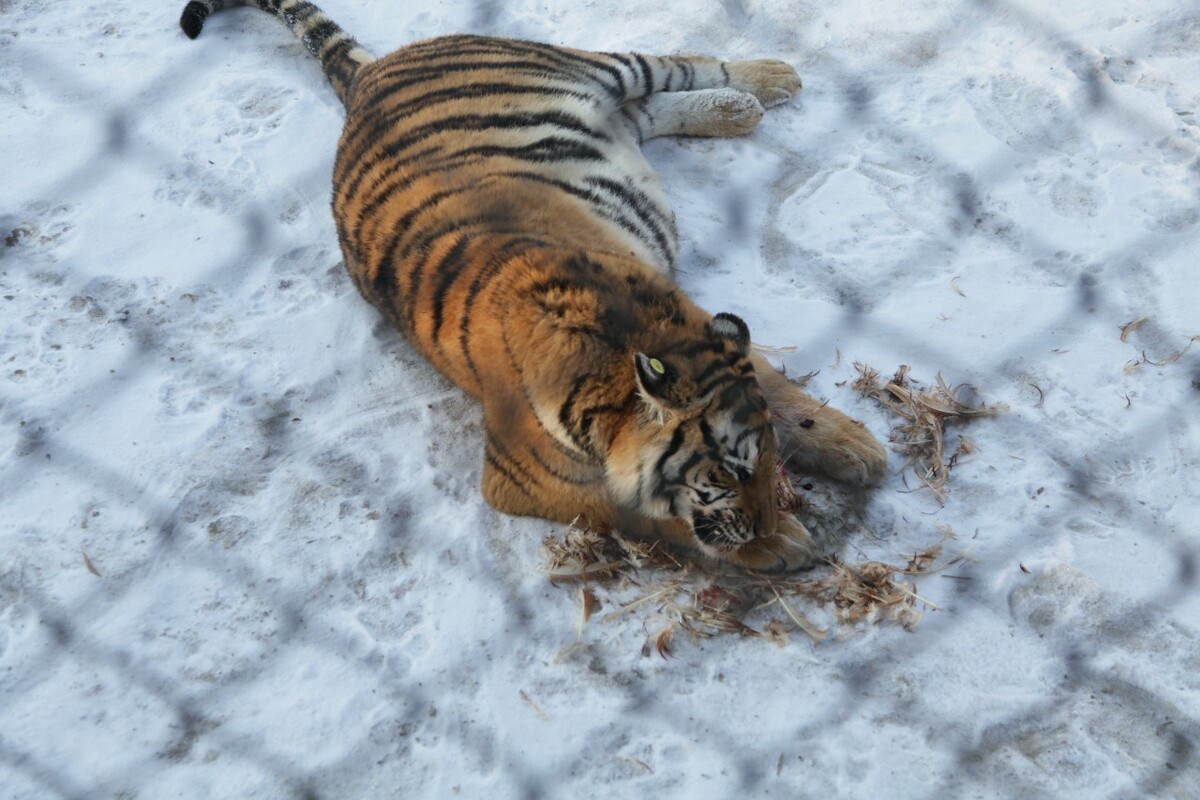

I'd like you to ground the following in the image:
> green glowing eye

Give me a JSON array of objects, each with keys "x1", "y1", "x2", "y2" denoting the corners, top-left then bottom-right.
[{"x1": 649, "y1": 358, "x2": 665, "y2": 375}]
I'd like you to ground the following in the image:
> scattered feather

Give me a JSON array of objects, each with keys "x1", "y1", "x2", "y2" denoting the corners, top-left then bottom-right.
[
  {"x1": 542, "y1": 513, "x2": 964, "y2": 652},
  {"x1": 765, "y1": 618, "x2": 791, "y2": 647},
  {"x1": 539, "y1": 522, "x2": 625, "y2": 581},
  {"x1": 853, "y1": 363, "x2": 1005, "y2": 503},
  {"x1": 1120, "y1": 317, "x2": 1149, "y2": 343},
  {"x1": 519, "y1": 690, "x2": 551, "y2": 721},
  {"x1": 752, "y1": 342, "x2": 798, "y2": 355},
  {"x1": 577, "y1": 587, "x2": 600, "y2": 639},
  {"x1": 767, "y1": 585, "x2": 827, "y2": 640},
  {"x1": 1024, "y1": 380, "x2": 1045, "y2": 408},
  {"x1": 622, "y1": 757, "x2": 653, "y2": 774}
]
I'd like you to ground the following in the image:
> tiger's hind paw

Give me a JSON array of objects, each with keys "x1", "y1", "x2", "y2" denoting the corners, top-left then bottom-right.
[
  {"x1": 774, "y1": 403, "x2": 888, "y2": 487},
  {"x1": 726, "y1": 59, "x2": 802, "y2": 108}
]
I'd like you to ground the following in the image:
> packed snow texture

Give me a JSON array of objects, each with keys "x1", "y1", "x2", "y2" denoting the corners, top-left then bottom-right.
[{"x1": 2, "y1": 0, "x2": 1199, "y2": 797}]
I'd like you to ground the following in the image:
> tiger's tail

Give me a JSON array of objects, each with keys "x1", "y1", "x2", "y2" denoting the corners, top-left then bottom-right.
[{"x1": 179, "y1": 0, "x2": 375, "y2": 106}]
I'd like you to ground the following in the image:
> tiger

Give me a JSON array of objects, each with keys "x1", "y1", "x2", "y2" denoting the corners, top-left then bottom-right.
[{"x1": 179, "y1": 0, "x2": 887, "y2": 572}]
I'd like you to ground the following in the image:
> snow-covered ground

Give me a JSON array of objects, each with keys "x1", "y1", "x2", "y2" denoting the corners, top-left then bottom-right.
[{"x1": 3, "y1": 0, "x2": 1198, "y2": 796}]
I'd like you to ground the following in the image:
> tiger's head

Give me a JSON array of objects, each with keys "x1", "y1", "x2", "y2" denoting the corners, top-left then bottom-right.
[{"x1": 608, "y1": 312, "x2": 778, "y2": 555}]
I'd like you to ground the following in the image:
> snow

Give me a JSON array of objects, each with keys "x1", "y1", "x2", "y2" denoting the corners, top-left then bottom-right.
[{"x1": 2, "y1": 0, "x2": 1198, "y2": 797}]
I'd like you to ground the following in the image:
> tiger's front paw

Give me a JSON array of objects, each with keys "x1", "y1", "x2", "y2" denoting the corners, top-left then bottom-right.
[
  {"x1": 726, "y1": 59, "x2": 801, "y2": 108},
  {"x1": 724, "y1": 515, "x2": 816, "y2": 574}
]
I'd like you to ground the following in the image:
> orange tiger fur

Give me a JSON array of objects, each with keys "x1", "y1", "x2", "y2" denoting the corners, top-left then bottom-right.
[{"x1": 181, "y1": 0, "x2": 887, "y2": 572}]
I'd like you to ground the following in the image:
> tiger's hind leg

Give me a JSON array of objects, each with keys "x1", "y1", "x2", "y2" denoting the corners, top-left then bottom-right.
[
  {"x1": 722, "y1": 59, "x2": 802, "y2": 108},
  {"x1": 609, "y1": 54, "x2": 800, "y2": 140},
  {"x1": 618, "y1": 89, "x2": 765, "y2": 142},
  {"x1": 751, "y1": 353, "x2": 888, "y2": 487},
  {"x1": 585, "y1": 49, "x2": 800, "y2": 112}
]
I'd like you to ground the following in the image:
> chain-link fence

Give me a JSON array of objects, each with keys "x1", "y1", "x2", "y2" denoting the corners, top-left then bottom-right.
[{"x1": 2, "y1": 0, "x2": 1198, "y2": 797}]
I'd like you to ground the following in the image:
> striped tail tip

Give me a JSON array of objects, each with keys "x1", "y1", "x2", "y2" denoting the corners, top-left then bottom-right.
[{"x1": 180, "y1": 1, "x2": 210, "y2": 39}]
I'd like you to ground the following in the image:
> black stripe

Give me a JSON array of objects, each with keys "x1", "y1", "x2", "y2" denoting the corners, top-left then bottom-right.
[
  {"x1": 370, "y1": 253, "x2": 397, "y2": 301},
  {"x1": 302, "y1": 20, "x2": 339, "y2": 57},
  {"x1": 401, "y1": 212, "x2": 494, "y2": 262},
  {"x1": 558, "y1": 374, "x2": 590, "y2": 438},
  {"x1": 324, "y1": 38, "x2": 354, "y2": 84},
  {"x1": 654, "y1": 426, "x2": 687, "y2": 478},
  {"x1": 459, "y1": 237, "x2": 548, "y2": 382},
  {"x1": 577, "y1": 390, "x2": 637, "y2": 454},
  {"x1": 508, "y1": 41, "x2": 625, "y2": 97},
  {"x1": 618, "y1": 105, "x2": 646, "y2": 144},
  {"x1": 527, "y1": 442, "x2": 603, "y2": 486},
  {"x1": 588, "y1": 172, "x2": 681, "y2": 227},
  {"x1": 449, "y1": 136, "x2": 606, "y2": 164},
  {"x1": 651, "y1": 425, "x2": 690, "y2": 501},
  {"x1": 501, "y1": 45, "x2": 619, "y2": 97},
  {"x1": 376, "y1": 81, "x2": 592, "y2": 122},
  {"x1": 358, "y1": 56, "x2": 610, "y2": 119},
  {"x1": 291, "y1": 1, "x2": 320, "y2": 22},
  {"x1": 551, "y1": 48, "x2": 626, "y2": 97},
  {"x1": 662, "y1": 339, "x2": 725, "y2": 359},
  {"x1": 633, "y1": 54, "x2": 653, "y2": 97},
  {"x1": 582, "y1": 176, "x2": 675, "y2": 265},
  {"x1": 493, "y1": 170, "x2": 664, "y2": 262},
  {"x1": 342, "y1": 109, "x2": 609, "y2": 209},
  {"x1": 682, "y1": 60, "x2": 696, "y2": 91},
  {"x1": 372, "y1": 183, "x2": 477, "y2": 317},
  {"x1": 385, "y1": 110, "x2": 607, "y2": 157},
  {"x1": 693, "y1": 356, "x2": 731, "y2": 388},
  {"x1": 697, "y1": 371, "x2": 737, "y2": 399},
  {"x1": 734, "y1": 426, "x2": 762, "y2": 448},
  {"x1": 487, "y1": 435, "x2": 539, "y2": 484},
  {"x1": 391, "y1": 183, "x2": 477, "y2": 246},
  {"x1": 484, "y1": 445, "x2": 536, "y2": 498},
  {"x1": 699, "y1": 417, "x2": 722, "y2": 452},
  {"x1": 728, "y1": 389, "x2": 767, "y2": 425},
  {"x1": 355, "y1": 67, "x2": 596, "y2": 129},
  {"x1": 400, "y1": 217, "x2": 494, "y2": 327},
  {"x1": 672, "y1": 449, "x2": 708, "y2": 488},
  {"x1": 408, "y1": 36, "x2": 624, "y2": 95},
  {"x1": 429, "y1": 235, "x2": 473, "y2": 343},
  {"x1": 499, "y1": 324, "x2": 593, "y2": 463},
  {"x1": 341, "y1": 145, "x2": 443, "y2": 249},
  {"x1": 556, "y1": 175, "x2": 670, "y2": 262}
]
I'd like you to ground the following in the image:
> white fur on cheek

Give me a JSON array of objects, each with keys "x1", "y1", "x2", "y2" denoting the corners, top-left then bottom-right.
[{"x1": 605, "y1": 436, "x2": 672, "y2": 518}]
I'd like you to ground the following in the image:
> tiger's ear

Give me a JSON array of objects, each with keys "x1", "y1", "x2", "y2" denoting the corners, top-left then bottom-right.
[{"x1": 707, "y1": 312, "x2": 750, "y2": 353}]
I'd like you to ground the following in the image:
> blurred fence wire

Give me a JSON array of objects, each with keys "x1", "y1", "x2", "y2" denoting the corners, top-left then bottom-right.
[{"x1": 1, "y1": 0, "x2": 1198, "y2": 797}]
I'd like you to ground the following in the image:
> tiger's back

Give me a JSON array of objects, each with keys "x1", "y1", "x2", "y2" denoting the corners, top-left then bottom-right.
[{"x1": 181, "y1": 0, "x2": 888, "y2": 573}]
